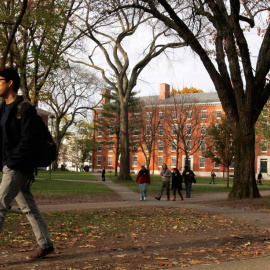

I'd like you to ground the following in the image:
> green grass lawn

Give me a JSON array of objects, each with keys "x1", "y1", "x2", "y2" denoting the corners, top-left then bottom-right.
[
  {"x1": 35, "y1": 170, "x2": 98, "y2": 181},
  {"x1": 30, "y1": 179, "x2": 114, "y2": 196},
  {"x1": 107, "y1": 174, "x2": 270, "y2": 195}
]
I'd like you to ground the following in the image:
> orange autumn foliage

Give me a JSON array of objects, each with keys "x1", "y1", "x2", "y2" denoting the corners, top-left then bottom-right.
[{"x1": 171, "y1": 87, "x2": 204, "y2": 94}]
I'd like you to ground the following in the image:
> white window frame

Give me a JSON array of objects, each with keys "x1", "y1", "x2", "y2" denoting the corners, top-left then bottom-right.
[
  {"x1": 201, "y1": 110, "x2": 207, "y2": 119},
  {"x1": 97, "y1": 155, "x2": 101, "y2": 166},
  {"x1": 158, "y1": 156, "x2": 163, "y2": 167},
  {"x1": 261, "y1": 140, "x2": 268, "y2": 152},
  {"x1": 159, "y1": 111, "x2": 165, "y2": 120},
  {"x1": 159, "y1": 125, "x2": 164, "y2": 136},
  {"x1": 97, "y1": 127, "x2": 102, "y2": 137},
  {"x1": 132, "y1": 156, "x2": 138, "y2": 167},
  {"x1": 146, "y1": 125, "x2": 151, "y2": 136},
  {"x1": 145, "y1": 142, "x2": 149, "y2": 152},
  {"x1": 200, "y1": 140, "x2": 206, "y2": 152},
  {"x1": 186, "y1": 124, "x2": 192, "y2": 136},
  {"x1": 158, "y1": 141, "x2": 164, "y2": 152},
  {"x1": 146, "y1": 112, "x2": 152, "y2": 121},
  {"x1": 186, "y1": 140, "x2": 191, "y2": 152},
  {"x1": 171, "y1": 140, "x2": 177, "y2": 152},
  {"x1": 132, "y1": 143, "x2": 138, "y2": 152},
  {"x1": 133, "y1": 113, "x2": 139, "y2": 121},
  {"x1": 108, "y1": 142, "x2": 113, "y2": 152},
  {"x1": 216, "y1": 110, "x2": 222, "y2": 119},
  {"x1": 172, "y1": 124, "x2": 178, "y2": 136},
  {"x1": 171, "y1": 156, "x2": 176, "y2": 167},
  {"x1": 145, "y1": 156, "x2": 149, "y2": 165},
  {"x1": 214, "y1": 162, "x2": 220, "y2": 169},
  {"x1": 229, "y1": 162, "x2": 234, "y2": 169},
  {"x1": 133, "y1": 127, "x2": 139, "y2": 136},
  {"x1": 172, "y1": 111, "x2": 177, "y2": 120},
  {"x1": 97, "y1": 142, "x2": 102, "y2": 152},
  {"x1": 108, "y1": 156, "x2": 113, "y2": 166},
  {"x1": 199, "y1": 157, "x2": 205, "y2": 168},
  {"x1": 186, "y1": 110, "x2": 192, "y2": 120},
  {"x1": 109, "y1": 127, "x2": 114, "y2": 137},
  {"x1": 201, "y1": 123, "x2": 206, "y2": 135}
]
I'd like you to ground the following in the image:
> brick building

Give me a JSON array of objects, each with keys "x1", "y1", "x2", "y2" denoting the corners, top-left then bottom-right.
[{"x1": 92, "y1": 84, "x2": 270, "y2": 179}]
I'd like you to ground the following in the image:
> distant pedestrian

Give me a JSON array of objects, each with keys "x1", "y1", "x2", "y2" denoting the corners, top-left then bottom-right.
[
  {"x1": 135, "y1": 164, "x2": 151, "y2": 201},
  {"x1": 155, "y1": 163, "x2": 172, "y2": 201},
  {"x1": 172, "y1": 168, "x2": 184, "y2": 201},
  {"x1": 209, "y1": 169, "x2": 216, "y2": 184},
  {"x1": 182, "y1": 165, "x2": 195, "y2": 198},
  {"x1": 102, "y1": 167, "x2": 106, "y2": 181},
  {"x1": 257, "y1": 171, "x2": 262, "y2": 185}
]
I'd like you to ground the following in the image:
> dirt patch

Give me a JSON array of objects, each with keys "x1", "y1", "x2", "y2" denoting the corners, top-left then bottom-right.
[
  {"x1": 193, "y1": 197, "x2": 270, "y2": 213},
  {"x1": 11, "y1": 193, "x2": 123, "y2": 207},
  {"x1": 0, "y1": 206, "x2": 269, "y2": 269}
]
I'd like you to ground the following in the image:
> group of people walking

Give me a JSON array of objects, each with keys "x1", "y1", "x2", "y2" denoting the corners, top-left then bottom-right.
[{"x1": 135, "y1": 163, "x2": 195, "y2": 201}]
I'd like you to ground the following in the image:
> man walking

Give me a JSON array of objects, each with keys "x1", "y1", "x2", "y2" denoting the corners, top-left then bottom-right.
[
  {"x1": 155, "y1": 163, "x2": 172, "y2": 201},
  {"x1": 0, "y1": 68, "x2": 54, "y2": 259}
]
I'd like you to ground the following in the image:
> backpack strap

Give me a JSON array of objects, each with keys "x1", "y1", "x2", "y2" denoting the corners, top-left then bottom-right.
[{"x1": 16, "y1": 100, "x2": 28, "y2": 119}]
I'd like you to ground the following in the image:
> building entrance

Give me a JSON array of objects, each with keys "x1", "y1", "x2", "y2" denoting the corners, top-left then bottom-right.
[{"x1": 260, "y1": 160, "x2": 268, "y2": 173}]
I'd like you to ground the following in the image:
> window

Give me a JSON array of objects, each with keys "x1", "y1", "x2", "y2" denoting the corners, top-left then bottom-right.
[
  {"x1": 132, "y1": 156, "x2": 138, "y2": 167},
  {"x1": 261, "y1": 140, "x2": 268, "y2": 152},
  {"x1": 186, "y1": 124, "x2": 192, "y2": 136},
  {"x1": 172, "y1": 124, "x2": 178, "y2": 136},
  {"x1": 158, "y1": 156, "x2": 163, "y2": 167},
  {"x1": 159, "y1": 112, "x2": 165, "y2": 120},
  {"x1": 200, "y1": 140, "x2": 206, "y2": 152},
  {"x1": 201, "y1": 124, "x2": 206, "y2": 135},
  {"x1": 146, "y1": 125, "x2": 151, "y2": 136},
  {"x1": 229, "y1": 162, "x2": 234, "y2": 169},
  {"x1": 199, "y1": 157, "x2": 205, "y2": 168},
  {"x1": 172, "y1": 111, "x2": 177, "y2": 120},
  {"x1": 216, "y1": 110, "x2": 222, "y2": 119},
  {"x1": 186, "y1": 110, "x2": 192, "y2": 119},
  {"x1": 97, "y1": 142, "x2": 102, "y2": 152},
  {"x1": 158, "y1": 141, "x2": 163, "y2": 152},
  {"x1": 98, "y1": 114, "x2": 102, "y2": 121},
  {"x1": 132, "y1": 143, "x2": 138, "y2": 152},
  {"x1": 97, "y1": 127, "x2": 102, "y2": 137},
  {"x1": 108, "y1": 142, "x2": 113, "y2": 152},
  {"x1": 108, "y1": 156, "x2": 113, "y2": 166},
  {"x1": 159, "y1": 125, "x2": 164, "y2": 136},
  {"x1": 186, "y1": 140, "x2": 191, "y2": 152},
  {"x1": 171, "y1": 140, "x2": 177, "y2": 152},
  {"x1": 214, "y1": 162, "x2": 220, "y2": 168},
  {"x1": 145, "y1": 156, "x2": 149, "y2": 165},
  {"x1": 109, "y1": 117, "x2": 114, "y2": 122},
  {"x1": 133, "y1": 127, "x2": 138, "y2": 136},
  {"x1": 133, "y1": 113, "x2": 139, "y2": 120},
  {"x1": 145, "y1": 142, "x2": 150, "y2": 152},
  {"x1": 146, "y1": 112, "x2": 152, "y2": 121},
  {"x1": 171, "y1": 156, "x2": 176, "y2": 167},
  {"x1": 201, "y1": 110, "x2": 207, "y2": 119},
  {"x1": 109, "y1": 127, "x2": 114, "y2": 137},
  {"x1": 97, "y1": 156, "x2": 101, "y2": 166}
]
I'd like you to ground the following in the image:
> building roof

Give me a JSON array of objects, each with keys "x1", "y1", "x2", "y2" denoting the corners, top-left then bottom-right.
[
  {"x1": 36, "y1": 107, "x2": 51, "y2": 116},
  {"x1": 138, "y1": 92, "x2": 221, "y2": 106}
]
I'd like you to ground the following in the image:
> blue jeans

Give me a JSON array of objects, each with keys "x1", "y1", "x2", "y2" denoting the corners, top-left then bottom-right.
[
  {"x1": 185, "y1": 181, "x2": 192, "y2": 198},
  {"x1": 139, "y1": 183, "x2": 147, "y2": 198},
  {"x1": 0, "y1": 166, "x2": 53, "y2": 249}
]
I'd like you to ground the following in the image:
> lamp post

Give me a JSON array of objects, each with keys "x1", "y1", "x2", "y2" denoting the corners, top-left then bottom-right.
[{"x1": 49, "y1": 114, "x2": 55, "y2": 180}]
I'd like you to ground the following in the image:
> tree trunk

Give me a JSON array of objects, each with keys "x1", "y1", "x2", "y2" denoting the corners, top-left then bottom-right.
[
  {"x1": 228, "y1": 125, "x2": 261, "y2": 199},
  {"x1": 226, "y1": 166, "x2": 230, "y2": 188},
  {"x1": 114, "y1": 132, "x2": 120, "y2": 176},
  {"x1": 118, "y1": 101, "x2": 132, "y2": 181}
]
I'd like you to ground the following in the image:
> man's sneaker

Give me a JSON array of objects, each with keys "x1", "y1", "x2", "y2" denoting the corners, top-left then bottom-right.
[
  {"x1": 140, "y1": 198, "x2": 143, "y2": 201},
  {"x1": 155, "y1": 197, "x2": 160, "y2": 201},
  {"x1": 29, "y1": 246, "x2": 54, "y2": 259},
  {"x1": 143, "y1": 197, "x2": 146, "y2": 201}
]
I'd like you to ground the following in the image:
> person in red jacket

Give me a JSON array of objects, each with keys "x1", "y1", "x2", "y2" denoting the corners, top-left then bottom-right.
[{"x1": 136, "y1": 164, "x2": 151, "y2": 201}]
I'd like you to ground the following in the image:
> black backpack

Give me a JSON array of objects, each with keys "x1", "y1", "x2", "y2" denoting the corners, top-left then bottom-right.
[{"x1": 18, "y1": 101, "x2": 56, "y2": 168}]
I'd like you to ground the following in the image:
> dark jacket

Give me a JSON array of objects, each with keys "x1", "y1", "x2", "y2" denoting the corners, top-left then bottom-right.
[
  {"x1": 182, "y1": 169, "x2": 195, "y2": 183},
  {"x1": 172, "y1": 171, "x2": 183, "y2": 190},
  {"x1": 0, "y1": 96, "x2": 37, "y2": 172}
]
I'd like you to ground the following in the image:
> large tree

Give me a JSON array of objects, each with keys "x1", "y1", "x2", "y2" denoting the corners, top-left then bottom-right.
[
  {"x1": 71, "y1": 0, "x2": 186, "y2": 180},
  {"x1": 0, "y1": 0, "x2": 83, "y2": 102},
  {"x1": 117, "y1": 0, "x2": 270, "y2": 198}
]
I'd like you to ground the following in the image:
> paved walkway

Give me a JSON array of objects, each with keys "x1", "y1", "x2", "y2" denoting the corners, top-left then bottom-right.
[{"x1": 37, "y1": 174, "x2": 270, "y2": 269}]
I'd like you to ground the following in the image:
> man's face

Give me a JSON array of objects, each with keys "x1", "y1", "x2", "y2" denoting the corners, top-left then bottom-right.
[
  {"x1": 0, "y1": 77, "x2": 12, "y2": 98},
  {"x1": 162, "y1": 164, "x2": 167, "y2": 169}
]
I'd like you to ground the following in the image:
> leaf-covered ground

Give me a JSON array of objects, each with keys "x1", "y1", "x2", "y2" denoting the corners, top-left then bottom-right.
[{"x1": 0, "y1": 206, "x2": 269, "y2": 269}]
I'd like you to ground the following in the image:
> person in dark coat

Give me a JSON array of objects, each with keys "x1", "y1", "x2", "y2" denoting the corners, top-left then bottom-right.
[
  {"x1": 257, "y1": 171, "x2": 262, "y2": 185},
  {"x1": 0, "y1": 68, "x2": 54, "y2": 259},
  {"x1": 101, "y1": 167, "x2": 106, "y2": 181},
  {"x1": 182, "y1": 165, "x2": 195, "y2": 198},
  {"x1": 172, "y1": 168, "x2": 184, "y2": 201}
]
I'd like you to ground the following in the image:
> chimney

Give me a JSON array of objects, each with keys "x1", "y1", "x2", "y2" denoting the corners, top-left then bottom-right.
[
  {"x1": 102, "y1": 89, "x2": 111, "y2": 104},
  {"x1": 159, "y1": 83, "x2": 170, "y2": 100}
]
